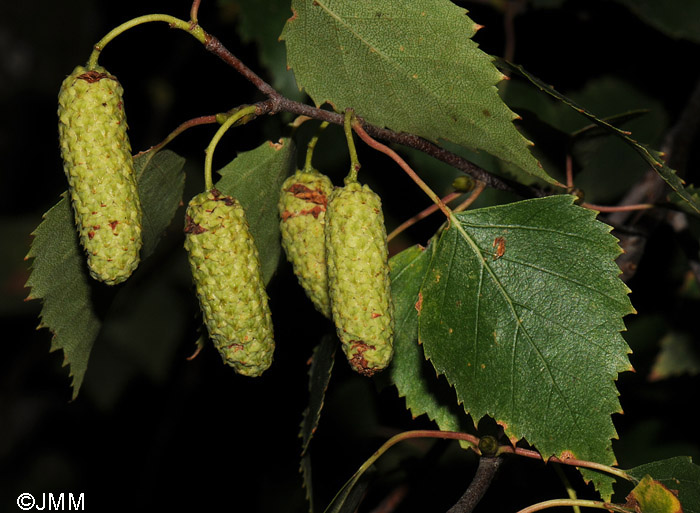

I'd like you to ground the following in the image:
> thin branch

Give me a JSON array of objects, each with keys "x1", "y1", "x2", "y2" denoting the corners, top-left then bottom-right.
[
  {"x1": 352, "y1": 120, "x2": 453, "y2": 219},
  {"x1": 446, "y1": 457, "x2": 503, "y2": 513},
  {"x1": 387, "y1": 192, "x2": 461, "y2": 243},
  {"x1": 190, "y1": 0, "x2": 201, "y2": 24},
  {"x1": 200, "y1": 34, "x2": 542, "y2": 196},
  {"x1": 204, "y1": 34, "x2": 280, "y2": 99},
  {"x1": 582, "y1": 202, "x2": 654, "y2": 213},
  {"x1": 515, "y1": 499, "x2": 633, "y2": 513},
  {"x1": 500, "y1": 446, "x2": 634, "y2": 483},
  {"x1": 137, "y1": 114, "x2": 218, "y2": 156}
]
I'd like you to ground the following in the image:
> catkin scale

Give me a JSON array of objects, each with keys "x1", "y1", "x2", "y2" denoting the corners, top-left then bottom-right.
[
  {"x1": 57, "y1": 65, "x2": 142, "y2": 285},
  {"x1": 184, "y1": 189, "x2": 274, "y2": 377},
  {"x1": 326, "y1": 182, "x2": 394, "y2": 376},
  {"x1": 278, "y1": 168, "x2": 334, "y2": 318}
]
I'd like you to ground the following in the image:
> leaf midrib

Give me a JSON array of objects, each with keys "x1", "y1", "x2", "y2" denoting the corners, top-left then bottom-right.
[
  {"x1": 448, "y1": 213, "x2": 583, "y2": 431},
  {"x1": 312, "y1": 0, "x2": 483, "y2": 133}
]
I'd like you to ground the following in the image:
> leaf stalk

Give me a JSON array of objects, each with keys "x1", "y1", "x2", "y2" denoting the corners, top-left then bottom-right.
[
  {"x1": 203, "y1": 104, "x2": 258, "y2": 191},
  {"x1": 88, "y1": 14, "x2": 206, "y2": 68}
]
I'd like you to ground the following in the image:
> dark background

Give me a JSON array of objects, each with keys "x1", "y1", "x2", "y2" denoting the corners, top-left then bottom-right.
[{"x1": 2, "y1": 0, "x2": 699, "y2": 511}]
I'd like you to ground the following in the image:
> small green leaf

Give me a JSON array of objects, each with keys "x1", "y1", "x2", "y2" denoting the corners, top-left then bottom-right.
[
  {"x1": 25, "y1": 150, "x2": 186, "y2": 398},
  {"x1": 216, "y1": 138, "x2": 296, "y2": 284},
  {"x1": 299, "y1": 334, "x2": 336, "y2": 513},
  {"x1": 418, "y1": 195, "x2": 634, "y2": 499},
  {"x1": 388, "y1": 244, "x2": 473, "y2": 441},
  {"x1": 300, "y1": 334, "x2": 336, "y2": 456},
  {"x1": 281, "y1": 0, "x2": 554, "y2": 184},
  {"x1": 627, "y1": 457, "x2": 700, "y2": 513}
]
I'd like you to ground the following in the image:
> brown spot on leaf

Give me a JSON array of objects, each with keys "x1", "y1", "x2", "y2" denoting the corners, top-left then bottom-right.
[
  {"x1": 109, "y1": 221, "x2": 119, "y2": 232},
  {"x1": 493, "y1": 236, "x2": 506, "y2": 260},
  {"x1": 88, "y1": 231, "x2": 95, "y2": 240},
  {"x1": 268, "y1": 139, "x2": 285, "y2": 151},
  {"x1": 415, "y1": 292, "x2": 423, "y2": 314},
  {"x1": 371, "y1": 313, "x2": 382, "y2": 319},
  {"x1": 482, "y1": 109, "x2": 491, "y2": 117},
  {"x1": 559, "y1": 450, "x2": 576, "y2": 461}
]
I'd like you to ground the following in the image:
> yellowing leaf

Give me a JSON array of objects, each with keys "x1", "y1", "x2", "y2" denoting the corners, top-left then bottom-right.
[{"x1": 626, "y1": 475, "x2": 683, "y2": 513}]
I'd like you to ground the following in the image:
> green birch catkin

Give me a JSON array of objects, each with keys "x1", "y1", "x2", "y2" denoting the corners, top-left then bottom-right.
[
  {"x1": 278, "y1": 168, "x2": 334, "y2": 318},
  {"x1": 184, "y1": 189, "x2": 274, "y2": 377},
  {"x1": 326, "y1": 181, "x2": 394, "y2": 376},
  {"x1": 57, "y1": 65, "x2": 142, "y2": 285}
]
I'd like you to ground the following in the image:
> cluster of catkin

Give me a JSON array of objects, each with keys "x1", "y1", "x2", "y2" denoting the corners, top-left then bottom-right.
[{"x1": 58, "y1": 65, "x2": 393, "y2": 378}]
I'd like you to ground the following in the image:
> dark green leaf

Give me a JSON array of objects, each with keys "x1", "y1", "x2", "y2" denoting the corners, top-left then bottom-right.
[
  {"x1": 418, "y1": 195, "x2": 634, "y2": 499},
  {"x1": 216, "y1": 138, "x2": 296, "y2": 284},
  {"x1": 281, "y1": 0, "x2": 554, "y2": 184},
  {"x1": 24, "y1": 150, "x2": 186, "y2": 398},
  {"x1": 137, "y1": 150, "x2": 187, "y2": 257},
  {"x1": 389, "y1": 244, "x2": 473, "y2": 441}
]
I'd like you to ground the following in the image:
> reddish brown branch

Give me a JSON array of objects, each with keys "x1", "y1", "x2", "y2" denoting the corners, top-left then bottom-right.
[
  {"x1": 387, "y1": 192, "x2": 461, "y2": 243},
  {"x1": 204, "y1": 33, "x2": 280, "y2": 100},
  {"x1": 352, "y1": 121, "x2": 453, "y2": 219},
  {"x1": 201, "y1": 34, "x2": 540, "y2": 196},
  {"x1": 190, "y1": 0, "x2": 201, "y2": 24}
]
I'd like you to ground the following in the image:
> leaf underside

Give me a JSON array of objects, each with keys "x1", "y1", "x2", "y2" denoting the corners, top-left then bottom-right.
[
  {"x1": 389, "y1": 195, "x2": 633, "y2": 499},
  {"x1": 281, "y1": 0, "x2": 554, "y2": 184},
  {"x1": 25, "y1": 150, "x2": 186, "y2": 398}
]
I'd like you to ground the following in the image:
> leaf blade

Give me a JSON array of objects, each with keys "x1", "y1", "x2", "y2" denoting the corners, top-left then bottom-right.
[
  {"x1": 388, "y1": 244, "x2": 473, "y2": 440},
  {"x1": 418, "y1": 195, "x2": 634, "y2": 499},
  {"x1": 25, "y1": 149, "x2": 186, "y2": 398},
  {"x1": 281, "y1": 0, "x2": 554, "y2": 184}
]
